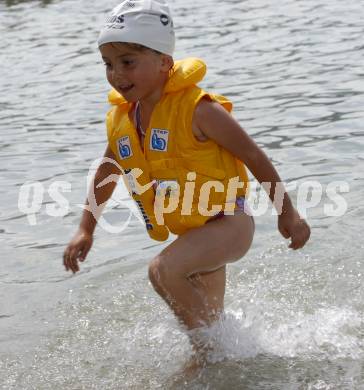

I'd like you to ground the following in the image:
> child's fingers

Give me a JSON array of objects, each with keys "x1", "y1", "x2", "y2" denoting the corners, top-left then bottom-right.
[
  {"x1": 63, "y1": 248, "x2": 73, "y2": 272},
  {"x1": 63, "y1": 249, "x2": 70, "y2": 271},
  {"x1": 278, "y1": 224, "x2": 290, "y2": 239},
  {"x1": 289, "y1": 236, "x2": 302, "y2": 250},
  {"x1": 79, "y1": 243, "x2": 91, "y2": 262},
  {"x1": 67, "y1": 247, "x2": 81, "y2": 273},
  {"x1": 289, "y1": 225, "x2": 310, "y2": 250},
  {"x1": 289, "y1": 238, "x2": 302, "y2": 250}
]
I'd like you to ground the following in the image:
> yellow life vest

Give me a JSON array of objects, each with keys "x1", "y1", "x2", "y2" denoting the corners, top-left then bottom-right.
[{"x1": 106, "y1": 57, "x2": 249, "y2": 241}]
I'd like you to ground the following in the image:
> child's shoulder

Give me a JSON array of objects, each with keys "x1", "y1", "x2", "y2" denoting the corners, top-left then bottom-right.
[{"x1": 193, "y1": 93, "x2": 233, "y2": 124}]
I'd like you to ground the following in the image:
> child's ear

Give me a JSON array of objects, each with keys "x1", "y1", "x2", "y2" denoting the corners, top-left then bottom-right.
[{"x1": 160, "y1": 55, "x2": 174, "y2": 73}]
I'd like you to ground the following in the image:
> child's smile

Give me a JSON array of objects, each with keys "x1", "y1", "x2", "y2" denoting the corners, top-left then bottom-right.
[{"x1": 118, "y1": 83, "x2": 134, "y2": 94}]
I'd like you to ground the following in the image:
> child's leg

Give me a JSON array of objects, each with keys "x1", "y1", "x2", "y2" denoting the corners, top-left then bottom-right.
[
  {"x1": 148, "y1": 211, "x2": 254, "y2": 332},
  {"x1": 187, "y1": 265, "x2": 226, "y2": 324}
]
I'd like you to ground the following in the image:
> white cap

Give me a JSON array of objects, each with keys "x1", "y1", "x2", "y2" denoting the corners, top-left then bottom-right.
[{"x1": 97, "y1": 0, "x2": 175, "y2": 56}]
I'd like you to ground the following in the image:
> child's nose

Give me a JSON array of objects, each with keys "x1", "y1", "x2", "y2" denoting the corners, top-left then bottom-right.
[{"x1": 111, "y1": 65, "x2": 126, "y2": 83}]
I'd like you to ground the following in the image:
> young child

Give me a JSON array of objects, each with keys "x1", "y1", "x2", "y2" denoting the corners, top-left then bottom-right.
[{"x1": 63, "y1": 0, "x2": 310, "y2": 367}]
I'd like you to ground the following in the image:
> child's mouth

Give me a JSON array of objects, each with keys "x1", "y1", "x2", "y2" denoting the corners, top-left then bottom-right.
[{"x1": 119, "y1": 84, "x2": 134, "y2": 93}]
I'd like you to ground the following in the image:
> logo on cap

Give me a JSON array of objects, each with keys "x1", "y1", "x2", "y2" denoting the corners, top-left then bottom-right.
[
  {"x1": 160, "y1": 14, "x2": 169, "y2": 26},
  {"x1": 106, "y1": 14, "x2": 125, "y2": 29}
]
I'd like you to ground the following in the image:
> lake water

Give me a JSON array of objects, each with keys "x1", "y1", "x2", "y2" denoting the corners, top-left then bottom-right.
[{"x1": 0, "y1": 0, "x2": 363, "y2": 388}]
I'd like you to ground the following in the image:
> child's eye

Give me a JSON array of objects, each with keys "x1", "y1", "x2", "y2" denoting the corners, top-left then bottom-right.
[
  {"x1": 103, "y1": 62, "x2": 111, "y2": 68},
  {"x1": 122, "y1": 59, "x2": 135, "y2": 66}
]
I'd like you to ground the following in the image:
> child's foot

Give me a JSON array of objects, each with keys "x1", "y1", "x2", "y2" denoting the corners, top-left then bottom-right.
[{"x1": 181, "y1": 351, "x2": 207, "y2": 379}]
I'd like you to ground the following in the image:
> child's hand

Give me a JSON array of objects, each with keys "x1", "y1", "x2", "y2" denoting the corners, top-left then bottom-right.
[
  {"x1": 63, "y1": 229, "x2": 93, "y2": 274},
  {"x1": 278, "y1": 209, "x2": 310, "y2": 250}
]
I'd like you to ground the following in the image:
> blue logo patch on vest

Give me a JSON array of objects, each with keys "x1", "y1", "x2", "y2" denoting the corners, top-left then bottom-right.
[
  {"x1": 117, "y1": 136, "x2": 133, "y2": 159},
  {"x1": 150, "y1": 128, "x2": 169, "y2": 152}
]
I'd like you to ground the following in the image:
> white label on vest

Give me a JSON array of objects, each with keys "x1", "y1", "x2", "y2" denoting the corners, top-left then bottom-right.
[
  {"x1": 117, "y1": 136, "x2": 133, "y2": 159},
  {"x1": 150, "y1": 128, "x2": 169, "y2": 152},
  {"x1": 125, "y1": 171, "x2": 137, "y2": 193}
]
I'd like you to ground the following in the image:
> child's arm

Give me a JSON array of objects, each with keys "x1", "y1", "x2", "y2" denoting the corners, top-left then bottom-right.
[
  {"x1": 63, "y1": 146, "x2": 122, "y2": 273},
  {"x1": 194, "y1": 99, "x2": 311, "y2": 249}
]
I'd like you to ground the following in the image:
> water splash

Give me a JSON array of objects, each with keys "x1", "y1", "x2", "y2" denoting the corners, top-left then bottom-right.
[{"x1": 184, "y1": 305, "x2": 363, "y2": 366}]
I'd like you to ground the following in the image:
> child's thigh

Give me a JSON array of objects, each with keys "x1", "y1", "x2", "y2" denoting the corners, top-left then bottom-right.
[{"x1": 159, "y1": 212, "x2": 254, "y2": 277}]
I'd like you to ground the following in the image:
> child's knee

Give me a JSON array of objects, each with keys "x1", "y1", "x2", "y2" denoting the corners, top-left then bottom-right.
[
  {"x1": 148, "y1": 255, "x2": 170, "y2": 289},
  {"x1": 148, "y1": 256, "x2": 160, "y2": 288},
  {"x1": 148, "y1": 253, "x2": 184, "y2": 290}
]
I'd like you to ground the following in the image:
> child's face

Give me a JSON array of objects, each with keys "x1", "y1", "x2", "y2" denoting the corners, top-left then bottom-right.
[{"x1": 100, "y1": 43, "x2": 170, "y2": 103}]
